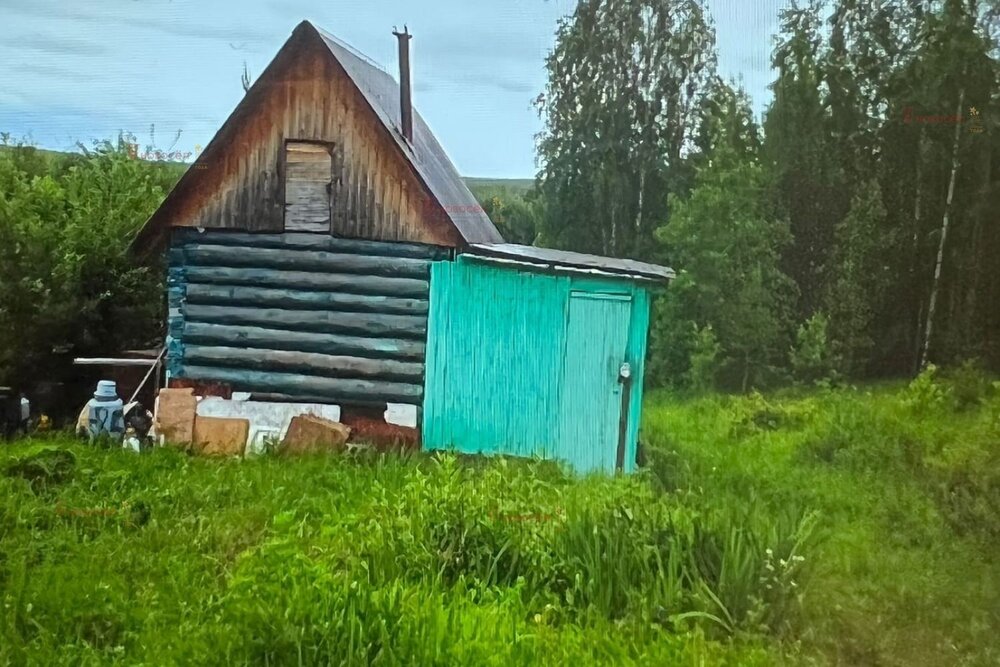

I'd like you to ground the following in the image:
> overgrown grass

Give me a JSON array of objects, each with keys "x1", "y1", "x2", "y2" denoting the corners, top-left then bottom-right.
[
  {"x1": 1, "y1": 370, "x2": 996, "y2": 664},
  {"x1": 644, "y1": 366, "x2": 1000, "y2": 666},
  {"x1": 0, "y1": 445, "x2": 782, "y2": 664}
]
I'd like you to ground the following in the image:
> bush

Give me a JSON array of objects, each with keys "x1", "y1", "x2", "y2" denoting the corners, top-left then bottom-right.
[
  {"x1": 789, "y1": 313, "x2": 839, "y2": 387},
  {"x1": 901, "y1": 364, "x2": 951, "y2": 413},
  {"x1": 0, "y1": 135, "x2": 176, "y2": 390},
  {"x1": 946, "y1": 359, "x2": 994, "y2": 411},
  {"x1": 3, "y1": 447, "x2": 76, "y2": 492},
  {"x1": 688, "y1": 325, "x2": 722, "y2": 393},
  {"x1": 730, "y1": 391, "x2": 812, "y2": 438},
  {"x1": 799, "y1": 394, "x2": 926, "y2": 473}
]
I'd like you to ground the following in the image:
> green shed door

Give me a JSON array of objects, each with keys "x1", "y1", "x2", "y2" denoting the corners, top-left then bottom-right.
[{"x1": 557, "y1": 292, "x2": 632, "y2": 473}]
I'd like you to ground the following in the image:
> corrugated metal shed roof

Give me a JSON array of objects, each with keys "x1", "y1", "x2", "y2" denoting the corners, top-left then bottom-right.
[
  {"x1": 315, "y1": 26, "x2": 502, "y2": 244},
  {"x1": 466, "y1": 243, "x2": 675, "y2": 282}
]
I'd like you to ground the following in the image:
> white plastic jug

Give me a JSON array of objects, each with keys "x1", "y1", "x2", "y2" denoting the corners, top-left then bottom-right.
[{"x1": 87, "y1": 380, "x2": 125, "y2": 441}]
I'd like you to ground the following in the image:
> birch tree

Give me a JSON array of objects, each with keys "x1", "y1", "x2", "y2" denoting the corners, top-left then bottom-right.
[{"x1": 535, "y1": 0, "x2": 717, "y2": 259}]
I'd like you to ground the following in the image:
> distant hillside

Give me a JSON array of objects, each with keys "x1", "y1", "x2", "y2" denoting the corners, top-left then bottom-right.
[{"x1": 463, "y1": 177, "x2": 534, "y2": 194}]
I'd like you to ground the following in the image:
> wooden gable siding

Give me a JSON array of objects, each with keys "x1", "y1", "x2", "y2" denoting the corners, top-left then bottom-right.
[{"x1": 164, "y1": 44, "x2": 462, "y2": 246}]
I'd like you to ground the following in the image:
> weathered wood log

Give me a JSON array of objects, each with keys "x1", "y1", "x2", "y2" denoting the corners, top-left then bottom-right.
[
  {"x1": 172, "y1": 229, "x2": 450, "y2": 261},
  {"x1": 177, "y1": 365, "x2": 422, "y2": 403},
  {"x1": 180, "y1": 266, "x2": 428, "y2": 297},
  {"x1": 182, "y1": 322, "x2": 426, "y2": 361},
  {"x1": 184, "y1": 304, "x2": 426, "y2": 338},
  {"x1": 181, "y1": 245, "x2": 430, "y2": 279},
  {"x1": 183, "y1": 345, "x2": 424, "y2": 382},
  {"x1": 184, "y1": 284, "x2": 428, "y2": 315},
  {"x1": 246, "y1": 393, "x2": 399, "y2": 409}
]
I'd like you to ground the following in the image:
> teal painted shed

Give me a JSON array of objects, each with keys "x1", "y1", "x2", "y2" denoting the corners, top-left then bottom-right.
[{"x1": 423, "y1": 246, "x2": 672, "y2": 474}]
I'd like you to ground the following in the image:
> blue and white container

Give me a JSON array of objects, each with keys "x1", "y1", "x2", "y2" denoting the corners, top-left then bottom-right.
[{"x1": 87, "y1": 380, "x2": 125, "y2": 441}]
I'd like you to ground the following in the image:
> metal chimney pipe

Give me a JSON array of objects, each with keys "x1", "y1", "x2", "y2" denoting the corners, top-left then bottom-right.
[{"x1": 392, "y1": 26, "x2": 413, "y2": 143}]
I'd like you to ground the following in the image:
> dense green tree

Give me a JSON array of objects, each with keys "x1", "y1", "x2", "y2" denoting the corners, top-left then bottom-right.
[
  {"x1": 472, "y1": 186, "x2": 543, "y2": 245},
  {"x1": 789, "y1": 312, "x2": 839, "y2": 386},
  {"x1": 763, "y1": 0, "x2": 1000, "y2": 375},
  {"x1": 654, "y1": 131, "x2": 796, "y2": 391},
  {"x1": 535, "y1": 0, "x2": 717, "y2": 260},
  {"x1": 821, "y1": 180, "x2": 891, "y2": 376},
  {"x1": 0, "y1": 135, "x2": 174, "y2": 390},
  {"x1": 693, "y1": 77, "x2": 761, "y2": 165},
  {"x1": 763, "y1": 1, "x2": 848, "y2": 320}
]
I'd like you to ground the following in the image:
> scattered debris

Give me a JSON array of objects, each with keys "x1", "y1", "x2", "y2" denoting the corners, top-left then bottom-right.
[
  {"x1": 341, "y1": 414, "x2": 419, "y2": 452},
  {"x1": 0, "y1": 387, "x2": 28, "y2": 439},
  {"x1": 86, "y1": 381, "x2": 125, "y2": 442},
  {"x1": 149, "y1": 384, "x2": 411, "y2": 459},
  {"x1": 384, "y1": 403, "x2": 418, "y2": 428},
  {"x1": 75, "y1": 404, "x2": 89, "y2": 438},
  {"x1": 280, "y1": 414, "x2": 351, "y2": 455},
  {"x1": 195, "y1": 397, "x2": 341, "y2": 456},
  {"x1": 123, "y1": 401, "x2": 153, "y2": 438},
  {"x1": 168, "y1": 378, "x2": 232, "y2": 399},
  {"x1": 123, "y1": 429, "x2": 143, "y2": 453},
  {"x1": 154, "y1": 388, "x2": 197, "y2": 447},
  {"x1": 192, "y1": 416, "x2": 250, "y2": 457}
]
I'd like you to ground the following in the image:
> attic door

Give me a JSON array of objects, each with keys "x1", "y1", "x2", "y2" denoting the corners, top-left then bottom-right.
[{"x1": 284, "y1": 142, "x2": 333, "y2": 233}]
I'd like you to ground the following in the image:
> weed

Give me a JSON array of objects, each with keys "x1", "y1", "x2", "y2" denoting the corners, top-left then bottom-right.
[
  {"x1": 947, "y1": 359, "x2": 995, "y2": 411},
  {"x1": 1, "y1": 381, "x2": 996, "y2": 665},
  {"x1": 4, "y1": 447, "x2": 76, "y2": 492}
]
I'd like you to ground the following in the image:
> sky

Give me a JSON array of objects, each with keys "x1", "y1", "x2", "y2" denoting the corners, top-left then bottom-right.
[{"x1": 0, "y1": 0, "x2": 787, "y2": 179}]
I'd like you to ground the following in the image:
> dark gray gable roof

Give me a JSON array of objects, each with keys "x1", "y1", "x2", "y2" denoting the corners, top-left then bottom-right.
[
  {"x1": 467, "y1": 243, "x2": 674, "y2": 282},
  {"x1": 314, "y1": 24, "x2": 502, "y2": 244}
]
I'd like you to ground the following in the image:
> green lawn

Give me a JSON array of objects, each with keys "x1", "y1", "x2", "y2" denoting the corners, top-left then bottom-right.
[{"x1": 1, "y1": 372, "x2": 997, "y2": 665}]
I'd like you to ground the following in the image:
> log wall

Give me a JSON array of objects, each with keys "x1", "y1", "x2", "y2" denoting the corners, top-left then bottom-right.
[{"x1": 167, "y1": 229, "x2": 450, "y2": 408}]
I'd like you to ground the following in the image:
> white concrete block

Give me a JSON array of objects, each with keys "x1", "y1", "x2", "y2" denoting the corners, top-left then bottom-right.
[{"x1": 384, "y1": 403, "x2": 418, "y2": 428}]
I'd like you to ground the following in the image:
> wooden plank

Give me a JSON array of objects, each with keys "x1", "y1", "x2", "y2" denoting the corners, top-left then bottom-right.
[
  {"x1": 178, "y1": 365, "x2": 423, "y2": 403},
  {"x1": 286, "y1": 162, "x2": 331, "y2": 180},
  {"x1": 182, "y1": 266, "x2": 429, "y2": 297},
  {"x1": 181, "y1": 245, "x2": 431, "y2": 278},
  {"x1": 184, "y1": 284, "x2": 428, "y2": 315},
  {"x1": 184, "y1": 304, "x2": 427, "y2": 338},
  {"x1": 184, "y1": 345, "x2": 424, "y2": 382},
  {"x1": 358, "y1": 166, "x2": 370, "y2": 236},
  {"x1": 283, "y1": 205, "x2": 330, "y2": 222},
  {"x1": 286, "y1": 142, "x2": 331, "y2": 157},
  {"x1": 73, "y1": 358, "x2": 159, "y2": 367},
  {"x1": 346, "y1": 159, "x2": 357, "y2": 236},
  {"x1": 245, "y1": 393, "x2": 398, "y2": 409},
  {"x1": 367, "y1": 167, "x2": 377, "y2": 238},
  {"x1": 182, "y1": 322, "x2": 425, "y2": 361},
  {"x1": 284, "y1": 221, "x2": 329, "y2": 234},
  {"x1": 284, "y1": 208, "x2": 330, "y2": 224},
  {"x1": 172, "y1": 229, "x2": 449, "y2": 260},
  {"x1": 330, "y1": 142, "x2": 344, "y2": 233}
]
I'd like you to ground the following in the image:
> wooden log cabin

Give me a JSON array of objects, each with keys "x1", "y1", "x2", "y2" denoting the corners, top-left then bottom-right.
[{"x1": 133, "y1": 21, "x2": 673, "y2": 473}]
